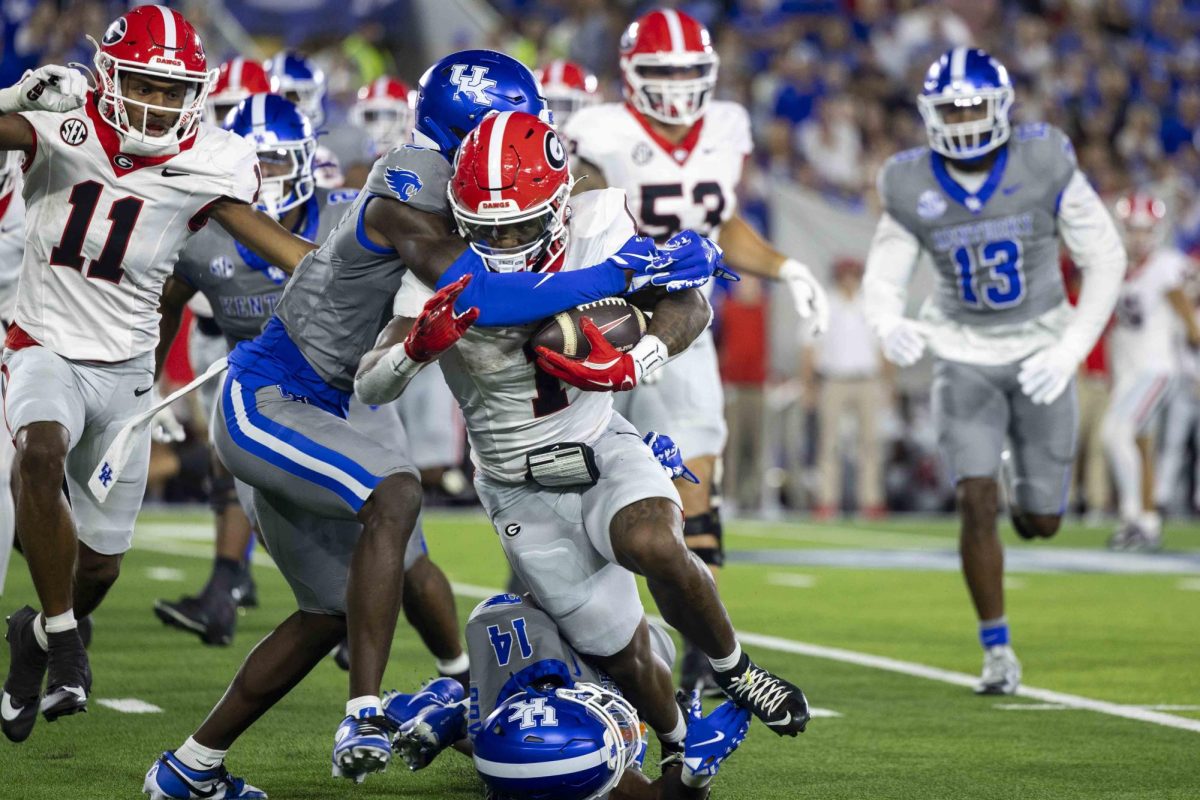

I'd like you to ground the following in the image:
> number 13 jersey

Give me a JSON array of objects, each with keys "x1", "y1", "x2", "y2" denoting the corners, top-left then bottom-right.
[
  {"x1": 564, "y1": 101, "x2": 751, "y2": 243},
  {"x1": 14, "y1": 94, "x2": 260, "y2": 362}
]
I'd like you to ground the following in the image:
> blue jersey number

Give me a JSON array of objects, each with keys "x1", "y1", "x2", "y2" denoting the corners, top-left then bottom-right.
[
  {"x1": 487, "y1": 617, "x2": 534, "y2": 667},
  {"x1": 955, "y1": 239, "x2": 1025, "y2": 309}
]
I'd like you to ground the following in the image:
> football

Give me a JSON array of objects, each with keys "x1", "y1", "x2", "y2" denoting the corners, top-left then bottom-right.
[{"x1": 530, "y1": 297, "x2": 648, "y2": 359}]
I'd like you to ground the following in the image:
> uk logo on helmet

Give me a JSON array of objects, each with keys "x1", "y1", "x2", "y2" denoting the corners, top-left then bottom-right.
[
  {"x1": 507, "y1": 697, "x2": 559, "y2": 730},
  {"x1": 385, "y1": 167, "x2": 423, "y2": 202},
  {"x1": 449, "y1": 64, "x2": 497, "y2": 105}
]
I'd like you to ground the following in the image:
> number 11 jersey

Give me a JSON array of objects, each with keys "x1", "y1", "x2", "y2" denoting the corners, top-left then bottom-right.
[{"x1": 14, "y1": 93, "x2": 260, "y2": 362}]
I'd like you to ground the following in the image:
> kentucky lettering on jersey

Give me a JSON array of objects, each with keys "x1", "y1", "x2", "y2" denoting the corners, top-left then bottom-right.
[
  {"x1": 174, "y1": 188, "x2": 349, "y2": 349},
  {"x1": 393, "y1": 188, "x2": 633, "y2": 481},
  {"x1": 272, "y1": 145, "x2": 452, "y2": 392},
  {"x1": 564, "y1": 101, "x2": 751, "y2": 243},
  {"x1": 879, "y1": 123, "x2": 1077, "y2": 327},
  {"x1": 14, "y1": 94, "x2": 259, "y2": 361}
]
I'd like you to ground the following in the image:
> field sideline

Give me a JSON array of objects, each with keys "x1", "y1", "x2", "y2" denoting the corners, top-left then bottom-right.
[{"x1": 1, "y1": 509, "x2": 1198, "y2": 799}]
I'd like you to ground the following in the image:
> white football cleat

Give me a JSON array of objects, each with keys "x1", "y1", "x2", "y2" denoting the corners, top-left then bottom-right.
[{"x1": 975, "y1": 645, "x2": 1021, "y2": 695}]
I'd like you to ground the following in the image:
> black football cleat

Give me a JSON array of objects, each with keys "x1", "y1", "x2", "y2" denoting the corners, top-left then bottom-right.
[
  {"x1": 2, "y1": 606, "x2": 48, "y2": 742},
  {"x1": 154, "y1": 594, "x2": 236, "y2": 647},
  {"x1": 714, "y1": 653, "x2": 811, "y2": 737},
  {"x1": 41, "y1": 628, "x2": 90, "y2": 722},
  {"x1": 230, "y1": 570, "x2": 258, "y2": 609}
]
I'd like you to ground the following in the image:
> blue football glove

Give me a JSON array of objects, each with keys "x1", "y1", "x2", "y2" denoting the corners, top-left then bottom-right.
[
  {"x1": 682, "y1": 693, "x2": 752, "y2": 788},
  {"x1": 644, "y1": 431, "x2": 699, "y2": 483},
  {"x1": 642, "y1": 231, "x2": 740, "y2": 293},
  {"x1": 602, "y1": 234, "x2": 672, "y2": 291}
]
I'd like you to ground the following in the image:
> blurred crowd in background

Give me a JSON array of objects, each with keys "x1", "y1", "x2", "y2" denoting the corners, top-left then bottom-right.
[{"x1": 6, "y1": 0, "x2": 1200, "y2": 522}]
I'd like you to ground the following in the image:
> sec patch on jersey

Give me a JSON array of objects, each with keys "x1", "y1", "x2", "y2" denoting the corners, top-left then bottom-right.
[{"x1": 531, "y1": 297, "x2": 647, "y2": 359}]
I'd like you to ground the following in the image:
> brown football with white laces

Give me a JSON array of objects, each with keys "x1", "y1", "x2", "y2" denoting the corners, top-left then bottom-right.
[{"x1": 531, "y1": 297, "x2": 648, "y2": 359}]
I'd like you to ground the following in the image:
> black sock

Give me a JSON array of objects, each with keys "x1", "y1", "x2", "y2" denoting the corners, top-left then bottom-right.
[{"x1": 203, "y1": 557, "x2": 243, "y2": 599}]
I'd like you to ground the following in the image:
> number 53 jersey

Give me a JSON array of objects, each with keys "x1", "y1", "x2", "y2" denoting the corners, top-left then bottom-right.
[
  {"x1": 563, "y1": 100, "x2": 751, "y2": 242},
  {"x1": 14, "y1": 95, "x2": 259, "y2": 362}
]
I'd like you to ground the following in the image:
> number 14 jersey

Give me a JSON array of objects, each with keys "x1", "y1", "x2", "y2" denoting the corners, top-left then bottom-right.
[{"x1": 14, "y1": 94, "x2": 259, "y2": 362}]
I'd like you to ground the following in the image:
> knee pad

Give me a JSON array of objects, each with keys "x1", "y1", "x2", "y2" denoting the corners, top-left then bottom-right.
[
  {"x1": 208, "y1": 469, "x2": 237, "y2": 514},
  {"x1": 683, "y1": 510, "x2": 724, "y2": 567}
]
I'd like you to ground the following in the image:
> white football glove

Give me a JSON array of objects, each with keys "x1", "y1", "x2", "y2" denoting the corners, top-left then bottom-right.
[
  {"x1": 0, "y1": 65, "x2": 88, "y2": 115},
  {"x1": 879, "y1": 318, "x2": 926, "y2": 367},
  {"x1": 1018, "y1": 343, "x2": 1080, "y2": 405},
  {"x1": 780, "y1": 258, "x2": 830, "y2": 337},
  {"x1": 148, "y1": 389, "x2": 186, "y2": 444}
]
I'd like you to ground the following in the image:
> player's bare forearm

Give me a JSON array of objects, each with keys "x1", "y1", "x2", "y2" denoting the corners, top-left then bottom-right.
[
  {"x1": 571, "y1": 158, "x2": 609, "y2": 195},
  {"x1": 209, "y1": 199, "x2": 316, "y2": 273},
  {"x1": 363, "y1": 195, "x2": 469, "y2": 289},
  {"x1": 716, "y1": 213, "x2": 786, "y2": 277},
  {"x1": 1166, "y1": 287, "x2": 1200, "y2": 346},
  {"x1": 153, "y1": 276, "x2": 197, "y2": 382},
  {"x1": 0, "y1": 114, "x2": 33, "y2": 154},
  {"x1": 356, "y1": 315, "x2": 416, "y2": 380},
  {"x1": 646, "y1": 288, "x2": 711, "y2": 357}
]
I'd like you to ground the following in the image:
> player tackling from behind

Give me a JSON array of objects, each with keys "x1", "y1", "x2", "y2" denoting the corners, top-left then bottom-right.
[
  {"x1": 0, "y1": 5, "x2": 317, "y2": 744},
  {"x1": 863, "y1": 47, "x2": 1125, "y2": 694}
]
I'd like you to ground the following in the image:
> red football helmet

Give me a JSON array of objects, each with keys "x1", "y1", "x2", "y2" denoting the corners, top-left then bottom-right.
[
  {"x1": 351, "y1": 76, "x2": 414, "y2": 153},
  {"x1": 533, "y1": 60, "x2": 599, "y2": 126},
  {"x1": 206, "y1": 57, "x2": 271, "y2": 124},
  {"x1": 92, "y1": 6, "x2": 216, "y2": 149},
  {"x1": 449, "y1": 111, "x2": 572, "y2": 273},
  {"x1": 1115, "y1": 192, "x2": 1167, "y2": 230},
  {"x1": 620, "y1": 9, "x2": 719, "y2": 126}
]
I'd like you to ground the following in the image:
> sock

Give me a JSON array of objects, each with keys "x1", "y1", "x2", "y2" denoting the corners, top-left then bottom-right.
[
  {"x1": 660, "y1": 705, "x2": 687, "y2": 744},
  {"x1": 435, "y1": 653, "x2": 470, "y2": 676},
  {"x1": 206, "y1": 556, "x2": 243, "y2": 597},
  {"x1": 43, "y1": 610, "x2": 77, "y2": 634},
  {"x1": 175, "y1": 736, "x2": 228, "y2": 772},
  {"x1": 709, "y1": 642, "x2": 743, "y2": 674},
  {"x1": 979, "y1": 617, "x2": 1009, "y2": 649},
  {"x1": 33, "y1": 615, "x2": 48, "y2": 651},
  {"x1": 346, "y1": 695, "x2": 382, "y2": 718}
]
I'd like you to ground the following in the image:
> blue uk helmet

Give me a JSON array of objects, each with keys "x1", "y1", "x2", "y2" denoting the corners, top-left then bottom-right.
[
  {"x1": 473, "y1": 682, "x2": 641, "y2": 800},
  {"x1": 265, "y1": 51, "x2": 327, "y2": 127},
  {"x1": 917, "y1": 47, "x2": 1013, "y2": 161},
  {"x1": 413, "y1": 49, "x2": 549, "y2": 159},
  {"x1": 224, "y1": 94, "x2": 316, "y2": 219}
]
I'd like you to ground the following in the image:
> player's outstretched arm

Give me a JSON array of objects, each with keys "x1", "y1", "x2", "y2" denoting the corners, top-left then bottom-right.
[
  {"x1": 208, "y1": 200, "x2": 317, "y2": 274},
  {"x1": 718, "y1": 213, "x2": 829, "y2": 336},
  {"x1": 153, "y1": 276, "x2": 198, "y2": 382},
  {"x1": 863, "y1": 212, "x2": 926, "y2": 367},
  {"x1": 0, "y1": 65, "x2": 87, "y2": 153}
]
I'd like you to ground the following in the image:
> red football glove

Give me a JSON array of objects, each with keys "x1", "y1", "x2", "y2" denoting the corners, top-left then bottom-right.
[
  {"x1": 536, "y1": 316, "x2": 638, "y2": 392},
  {"x1": 404, "y1": 275, "x2": 480, "y2": 362}
]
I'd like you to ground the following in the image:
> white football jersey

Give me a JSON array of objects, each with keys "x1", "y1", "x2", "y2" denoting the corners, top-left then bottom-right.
[
  {"x1": 1111, "y1": 246, "x2": 1189, "y2": 378},
  {"x1": 394, "y1": 187, "x2": 635, "y2": 481},
  {"x1": 564, "y1": 101, "x2": 752, "y2": 243},
  {"x1": 0, "y1": 177, "x2": 26, "y2": 324},
  {"x1": 14, "y1": 96, "x2": 259, "y2": 361}
]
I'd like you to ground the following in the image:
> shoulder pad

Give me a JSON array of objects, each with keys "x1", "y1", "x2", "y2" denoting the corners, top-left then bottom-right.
[
  {"x1": 1014, "y1": 122, "x2": 1050, "y2": 141},
  {"x1": 469, "y1": 593, "x2": 525, "y2": 620},
  {"x1": 890, "y1": 146, "x2": 927, "y2": 165}
]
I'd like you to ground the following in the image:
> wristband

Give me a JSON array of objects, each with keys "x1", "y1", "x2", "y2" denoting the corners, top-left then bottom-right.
[
  {"x1": 680, "y1": 768, "x2": 714, "y2": 789},
  {"x1": 630, "y1": 335, "x2": 669, "y2": 382}
]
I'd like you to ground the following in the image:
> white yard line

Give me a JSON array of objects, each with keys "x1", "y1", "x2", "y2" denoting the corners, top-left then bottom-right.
[
  {"x1": 97, "y1": 698, "x2": 163, "y2": 714},
  {"x1": 135, "y1": 529, "x2": 1200, "y2": 736},
  {"x1": 767, "y1": 573, "x2": 817, "y2": 588}
]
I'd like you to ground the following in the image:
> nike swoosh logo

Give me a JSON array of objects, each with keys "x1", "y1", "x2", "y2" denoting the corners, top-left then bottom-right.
[
  {"x1": 61, "y1": 686, "x2": 87, "y2": 701},
  {"x1": 1, "y1": 693, "x2": 27, "y2": 722},
  {"x1": 1002, "y1": 184, "x2": 1022, "y2": 195},
  {"x1": 163, "y1": 759, "x2": 220, "y2": 798},
  {"x1": 533, "y1": 274, "x2": 554, "y2": 289},
  {"x1": 692, "y1": 730, "x2": 725, "y2": 747},
  {"x1": 134, "y1": 385, "x2": 152, "y2": 397},
  {"x1": 596, "y1": 314, "x2": 631, "y2": 335},
  {"x1": 161, "y1": 168, "x2": 189, "y2": 178},
  {"x1": 0, "y1": 225, "x2": 20, "y2": 235},
  {"x1": 765, "y1": 712, "x2": 792, "y2": 727}
]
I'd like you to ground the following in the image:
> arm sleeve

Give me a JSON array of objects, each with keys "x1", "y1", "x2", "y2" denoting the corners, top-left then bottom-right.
[
  {"x1": 862, "y1": 212, "x2": 922, "y2": 336},
  {"x1": 394, "y1": 271, "x2": 433, "y2": 318},
  {"x1": 1056, "y1": 169, "x2": 1126, "y2": 359},
  {"x1": 435, "y1": 248, "x2": 627, "y2": 327},
  {"x1": 223, "y1": 138, "x2": 262, "y2": 204}
]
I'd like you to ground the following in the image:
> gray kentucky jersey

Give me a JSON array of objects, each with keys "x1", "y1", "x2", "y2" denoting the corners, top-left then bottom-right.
[
  {"x1": 173, "y1": 188, "x2": 357, "y2": 348},
  {"x1": 880, "y1": 122, "x2": 1077, "y2": 326},
  {"x1": 465, "y1": 593, "x2": 674, "y2": 739},
  {"x1": 274, "y1": 144, "x2": 453, "y2": 392}
]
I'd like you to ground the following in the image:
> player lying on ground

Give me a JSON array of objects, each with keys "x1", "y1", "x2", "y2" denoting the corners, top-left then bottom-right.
[
  {"x1": 0, "y1": 5, "x2": 318, "y2": 746},
  {"x1": 863, "y1": 47, "x2": 1125, "y2": 694},
  {"x1": 357, "y1": 113, "x2": 810, "y2": 768},
  {"x1": 383, "y1": 592, "x2": 752, "y2": 800},
  {"x1": 143, "y1": 50, "x2": 726, "y2": 799}
]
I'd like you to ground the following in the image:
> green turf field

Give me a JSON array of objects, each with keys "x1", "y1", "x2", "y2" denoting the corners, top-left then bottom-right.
[{"x1": 2, "y1": 509, "x2": 1198, "y2": 799}]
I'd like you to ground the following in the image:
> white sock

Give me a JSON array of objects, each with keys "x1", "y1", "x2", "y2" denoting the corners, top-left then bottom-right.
[
  {"x1": 32, "y1": 615, "x2": 48, "y2": 651},
  {"x1": 708, "y1": 642, "x2": 743, "y2": 673},
  {"x1": 660, "y1": 705, "x2": 687, "y2": 744},
  {"x1": 43, "y1": 610, "x2": 77, "y2": 634},
  {"x1": 346, "y1": 695, "x2": 382, "y2": 718},
  {"x1": 175, "y1": 737, "x2": 228, "y2": 772},
  {"x1": 435, "y1": 653, "x2": 469, "y2": 676}
]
